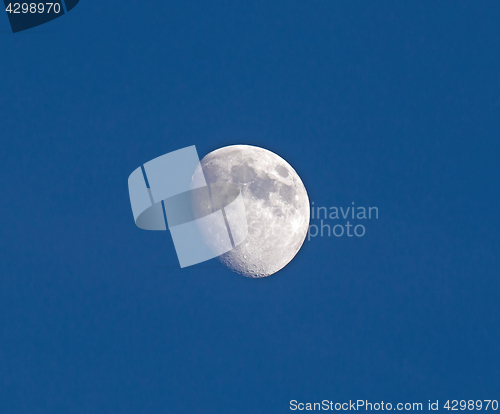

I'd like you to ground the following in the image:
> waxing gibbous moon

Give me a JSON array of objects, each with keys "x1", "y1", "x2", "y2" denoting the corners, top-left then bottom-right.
[{"x1": 199, "y1": 145, "x2": 310, "y2": 278}]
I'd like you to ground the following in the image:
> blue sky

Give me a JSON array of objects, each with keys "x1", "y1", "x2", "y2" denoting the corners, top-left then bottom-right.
[{"x1": 0, "y1": 1, "x2": 499, "y2": 413}]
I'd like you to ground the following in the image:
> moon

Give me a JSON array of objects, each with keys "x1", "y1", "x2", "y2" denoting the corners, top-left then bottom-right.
[{"x1": 197, "y1": 145, "x2": 310, "y2": 278}]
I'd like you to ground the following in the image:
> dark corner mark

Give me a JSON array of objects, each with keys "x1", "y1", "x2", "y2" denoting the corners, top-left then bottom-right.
[
  {"x1": 3, "y1": 0, "x2": 79, "y2": 33},
  {"x1": 64, "y1": 0, "x2": 78, "y2": 11}
]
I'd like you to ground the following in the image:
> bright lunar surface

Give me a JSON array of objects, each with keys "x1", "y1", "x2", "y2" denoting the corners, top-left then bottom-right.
[{"x1": 199, "y1": 145, "x2": 310, "y2": 278}]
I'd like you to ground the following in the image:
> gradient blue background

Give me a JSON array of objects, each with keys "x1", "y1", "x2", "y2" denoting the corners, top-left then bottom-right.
[{"x1": 1, "y1": 1, "x2": 499, "y2": 413}]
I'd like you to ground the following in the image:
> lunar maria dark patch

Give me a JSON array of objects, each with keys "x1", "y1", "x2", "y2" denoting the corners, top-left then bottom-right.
[
  {"x1": 231, "y1": 164, "x2": 257, "y2": 184},
  {"x1": 276, "y1": 165, "x2": 289, "y2": 178}
]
